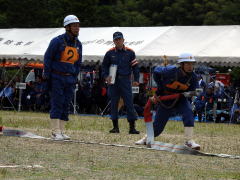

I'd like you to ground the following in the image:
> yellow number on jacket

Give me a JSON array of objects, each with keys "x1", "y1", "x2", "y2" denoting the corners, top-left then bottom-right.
[{"x1": 60, "y1": 46, "x2": 79, "y2": 64}]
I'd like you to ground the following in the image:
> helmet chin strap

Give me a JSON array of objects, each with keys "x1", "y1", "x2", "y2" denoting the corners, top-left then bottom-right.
[
  {"x1": 67, "y1": 29, "x2": 76, "y2": 38},
  {"x1": 185, "y1": 71, "x2": 193, "y2": 76},
  {"x1": 180, "y1": 63, "x2": 193, "y2": 76},
  {"x1": 180, "y1": 63, "x2": 186, "y2": 73},
  {"x1": 66, "y1": 26, "x2": 77, "y2": 38}
]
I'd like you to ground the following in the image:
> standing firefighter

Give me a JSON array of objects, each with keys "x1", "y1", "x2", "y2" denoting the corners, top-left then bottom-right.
[
  {"x1": 43, "y1": 15, "x2": 82, "y2": 140},
  {"x1": 102, "y1": 31, "x2": 140, "y2": 134},
  {"x1": 136, "y1": 53, "x2": 201, "y2": 150}
]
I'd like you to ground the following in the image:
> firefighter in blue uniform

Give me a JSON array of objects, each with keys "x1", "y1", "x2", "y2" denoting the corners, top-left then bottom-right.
[
  {"x1": 102, "y1": 32, "x2": 140, "y2": 134},
  {"x1": 194, "y1": 84, "x2": 216, "y2": 122},
  {"x1": 230, "y1": 93, "x2": 240, "y2": 123},
  {"x1": 43, "y1": 15, "x2": 82, "y2": 140},
  {"x1": 136, "y1": 53, "x2": 201, "y2": 150}
]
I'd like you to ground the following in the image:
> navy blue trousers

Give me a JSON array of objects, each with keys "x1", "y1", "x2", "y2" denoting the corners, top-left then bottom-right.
[
  {"x1": 50, "y1": 76, "x2": 75, "y2": 121},
  {"x1": 153, "y1": 97, "x2": 194, "y2": 137},
  {"x1": 109, "y1": 76, "x2": 137, "y2": 122}
]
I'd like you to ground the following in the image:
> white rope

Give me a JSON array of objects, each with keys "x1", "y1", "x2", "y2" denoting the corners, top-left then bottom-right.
[
  {"x1": 0, "y1": 165, "x2": 43, "y2": 168},
  {"x1": 2, "y1": 129, "x2": 240, "y2": 159}
]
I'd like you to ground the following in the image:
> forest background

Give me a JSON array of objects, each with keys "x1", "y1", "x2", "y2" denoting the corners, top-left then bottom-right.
[{"x1": 0, "y1": 0, "x2": 240, "y2": 28}]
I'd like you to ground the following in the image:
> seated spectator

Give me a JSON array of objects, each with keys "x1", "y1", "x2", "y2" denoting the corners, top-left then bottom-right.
[
  {"x1": 230, "y1": 102, "x2": 240, "y2": 123},
  {"x1": 91, "y1": 79, "x2": 108, "y2": 113},
  {"x1": 197, "y1": 75, "x2": 206, "y2": 91},
  {"x1": 0, "y1": 82, "x2": 14, "y2": 98},
  {"x1": 230, "y1": 90, "x2": 240, "y2": 124},
  {"x1": 34, "y1": 76, "x2": 49, "y2": 111},
  {"x1": 0, "y1": 80, "x2": 4, "y2": 92},
  {"x1": 194, "y1": 85, "x2": 217, "y2": 122},
  {"x1": 0, "y1": 81, "x2": 15, "y2": 109},
  {"x1": 21, "y1": 81, "x2": 36, "y2": 111},
  {"x1": 209, "y1": 75, "x2": 225, "y2": 98},
  {"x1": 133, "y1": 83, "x2": 148, "y2": 116},
  {"x1": 76, "y1": 79, "x2": 92, "y2": 114}
]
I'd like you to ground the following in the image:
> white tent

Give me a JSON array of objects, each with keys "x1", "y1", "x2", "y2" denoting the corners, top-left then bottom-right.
[{"x1": 0, "y1": 26, "x2": 240, "y2": 66}]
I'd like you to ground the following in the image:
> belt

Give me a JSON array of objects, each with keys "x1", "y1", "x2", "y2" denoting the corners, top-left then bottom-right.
[{"x1": 52, "y1": 70, "x2": 72, "y2": 76}]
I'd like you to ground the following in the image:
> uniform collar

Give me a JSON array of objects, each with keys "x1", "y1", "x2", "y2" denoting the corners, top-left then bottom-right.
[
  {"x1": 115, "y1": 45, "x2": 126, "y2": 52},
  {"x1": 64, "y1": 32, "x2": 77, "y2": 42},
  {"x1": 179, "y1": 67, "x2": 193, "y2": 77}
]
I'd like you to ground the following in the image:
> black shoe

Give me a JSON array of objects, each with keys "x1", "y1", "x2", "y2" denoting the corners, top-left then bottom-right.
[
  {"x1": 109, "y1": 128, "x2": 120, "y2": 133},
  {"x1": 129, "y1": 128, "x2": 140, "y2": 134},
  {"x1": 129, "y1": 121, "x2": 140, "y2": 134}
]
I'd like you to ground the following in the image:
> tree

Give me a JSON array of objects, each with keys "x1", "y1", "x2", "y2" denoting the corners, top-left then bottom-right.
[{"x1": 0, "y1": 0, "x2": 240, "y2": 28}]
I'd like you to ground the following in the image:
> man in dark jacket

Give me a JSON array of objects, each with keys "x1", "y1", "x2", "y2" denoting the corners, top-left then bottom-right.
[{"x1": 102, "y1": 32, "x2": 140, "y2": 134}]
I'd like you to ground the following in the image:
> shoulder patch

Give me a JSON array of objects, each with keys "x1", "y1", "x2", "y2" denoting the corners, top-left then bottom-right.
[
  {"x1": 108, "y1": 47, "x2": 116, "y2": 52},
  {"x1": 125, "y1": 46, "x2": 134, "y2": 52}
]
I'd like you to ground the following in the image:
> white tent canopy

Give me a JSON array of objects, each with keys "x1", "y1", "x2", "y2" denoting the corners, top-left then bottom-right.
[{"x1": 0, "y1": 26, "x2": 240, "y2": 66}]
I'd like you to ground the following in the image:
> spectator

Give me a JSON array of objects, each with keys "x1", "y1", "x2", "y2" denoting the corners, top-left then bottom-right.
[
  {"x1": 34, "y1": 76, "x2": 48, "y2": 111},
  {"x1": 21, "y1": 81, "x2": 36, "y2": 111},
  {"x1": 0, "y1": 81, "x2": 15, "y2": 109},
  {"x1": 91, "y1": 79, "x2": 108, "y2": 113},
  {"x1": 230, "y1": 102, "x2": 240, "y2": 123},
  {"x1": 194, "y1": 84, "x2": 216, "y2": 122},
  {"x1": 230, "y1": 89, "x2": 240, "y2": 123},
  {"x1": 197, "y1": 75, "x2": 206, "y2": 91},
  {"x1": 133, "y1": 83, "x2": 148, "y2": 116}
]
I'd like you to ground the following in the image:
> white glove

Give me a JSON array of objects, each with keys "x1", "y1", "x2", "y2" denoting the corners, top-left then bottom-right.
[
  {"x1": 27, "y1": 95, "x2": 31, "y2": 99},
  {"x1": 195, "y1": 88, "x2": 203, "y2": 96},
  {"x1": 184, "y1": 88, "x2": 203, "y2": 97},
  {"x1": 183, "y1": 92, "x2": 193, "y2": 97}
]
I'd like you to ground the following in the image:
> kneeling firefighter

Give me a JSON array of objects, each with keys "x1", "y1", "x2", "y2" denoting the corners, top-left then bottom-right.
[{"x1": 136, "y1": 53, "x2": 201, "y2": 150}]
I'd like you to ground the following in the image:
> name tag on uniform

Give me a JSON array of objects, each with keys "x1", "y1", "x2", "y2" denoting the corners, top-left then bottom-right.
[{"x1": 132, "y1": 86, "x2": 139, "y2": 94}]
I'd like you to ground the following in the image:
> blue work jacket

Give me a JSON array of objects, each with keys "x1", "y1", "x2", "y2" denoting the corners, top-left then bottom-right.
[
  {"x1": 43, "y1": 33, "x2": 82, "y2": 79},
  {"x1": 102, "y1": 46, "x2": 139, "y2": 82},
  {"x1": 153, "y1": 65, "x2": 198, "y2": 95}
]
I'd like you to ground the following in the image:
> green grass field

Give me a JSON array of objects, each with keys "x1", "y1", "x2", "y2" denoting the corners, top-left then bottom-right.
[{"x1": 0, "y1": 110, "x2": 239, "y2": 180}]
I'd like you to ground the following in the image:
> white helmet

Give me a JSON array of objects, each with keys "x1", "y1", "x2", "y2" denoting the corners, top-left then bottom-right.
[
  {"x1": 63, "y1": 15, "x2": 80, "y2": 27},
  {"x1": 177, "y1": 53, "x2": 196, "y2": 63}
]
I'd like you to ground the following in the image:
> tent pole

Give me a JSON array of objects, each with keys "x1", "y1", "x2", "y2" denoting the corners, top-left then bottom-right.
[
  {"x1": 73, "y1": 84, "x2": 78, "y2": 114},
  {"x1": 18, "y1": 88, "x2": 22, "y2": 112},
  {"x1": 149, "y1": 62, "x2": 152, "y2": 89},
  {"x1": 0, "y1": 59, "x2": 6, "y2": 82},
  {"x1": 17, "y1": 63, "x2": 25, "y2": 112}
]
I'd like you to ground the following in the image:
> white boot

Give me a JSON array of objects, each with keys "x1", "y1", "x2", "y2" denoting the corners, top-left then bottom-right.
[
  {"x1": 184, "y1": 127, "x2": 200, "y2": 150},
  {"x1": 59, "y1": 120, "x2": 70, "y2": 140},
  {"x1": 135, "y1": 135, "x2": 147, "y2": 145},
  {"x1": 51, "y1": 119, "x2": 64, "y2": 140}
]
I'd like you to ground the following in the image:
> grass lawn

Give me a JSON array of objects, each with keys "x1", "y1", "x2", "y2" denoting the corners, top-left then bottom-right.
[{"x1": 0, "y1": 110, "x2": 239, "y2": 180}]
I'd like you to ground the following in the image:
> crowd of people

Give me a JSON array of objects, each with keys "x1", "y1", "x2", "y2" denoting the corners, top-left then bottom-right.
[
  {"x1": 194, "y1": 75, "x2": 237, "y2": 123},
  {"x1": 0, "y1": 67, "x2": 239, "y2": 123},
  {"x1": 0, "y1": 76, "x2": 49, "y2": 111}
]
